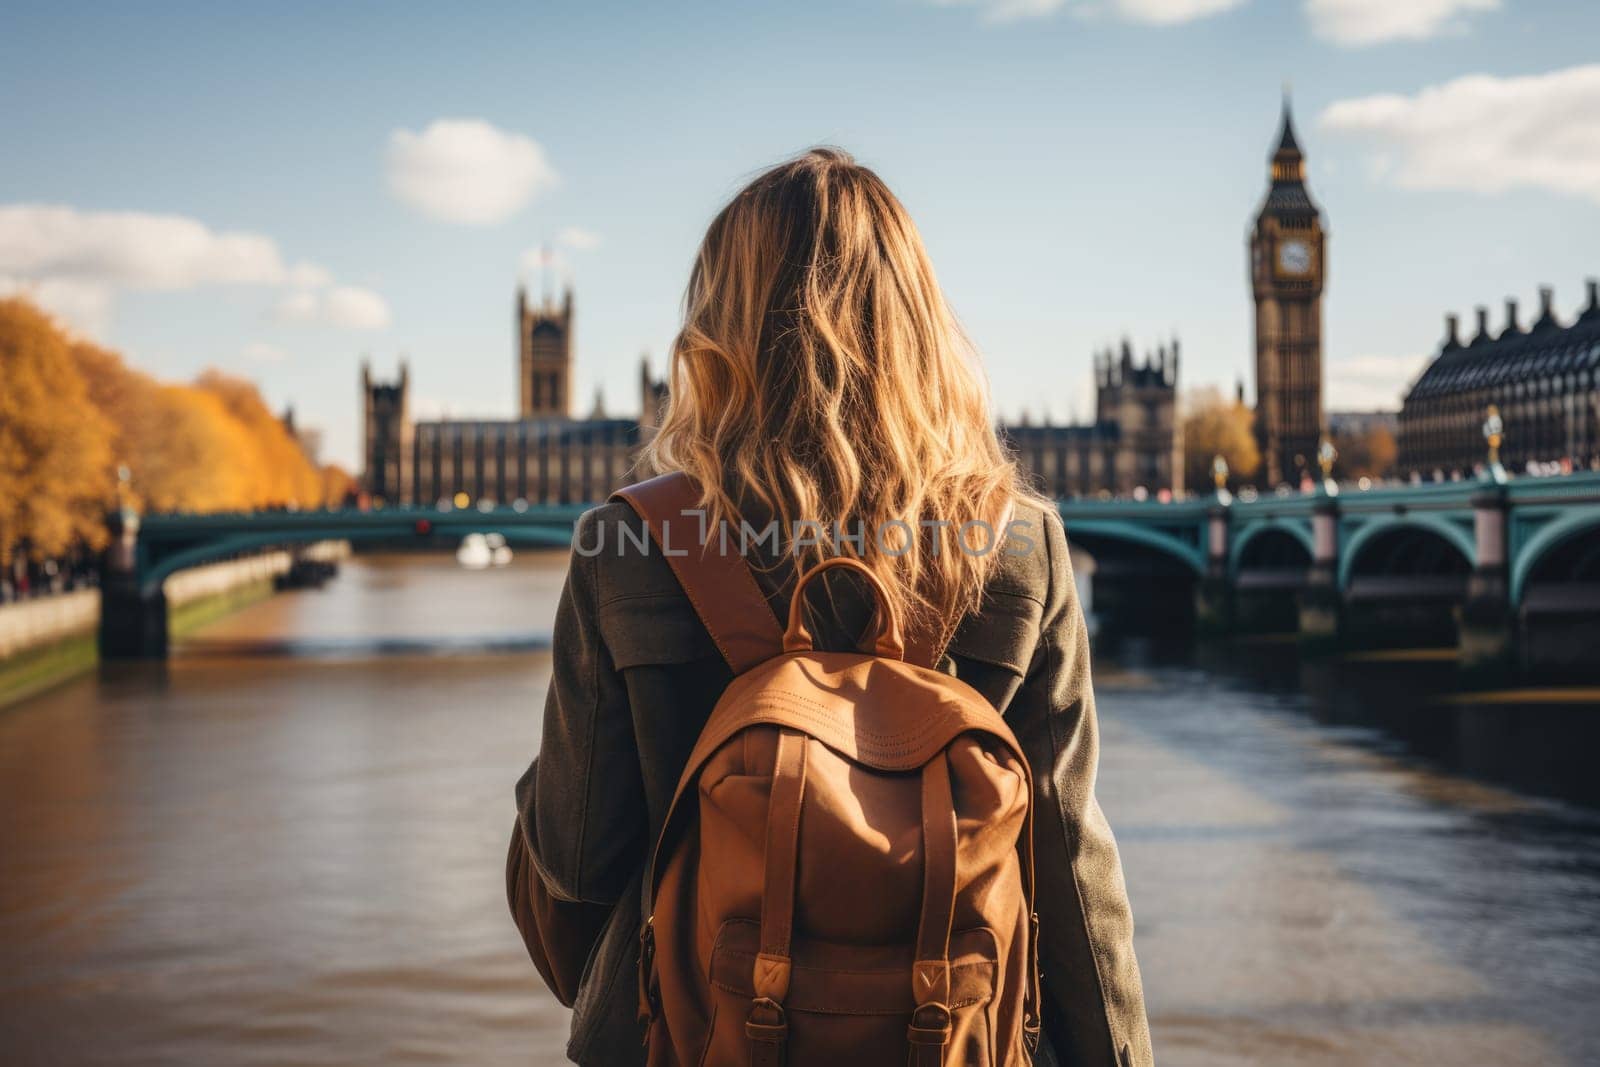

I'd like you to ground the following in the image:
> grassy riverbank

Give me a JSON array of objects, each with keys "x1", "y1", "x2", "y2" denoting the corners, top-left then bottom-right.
[
  {"x1": 0, "y1": 630, "x2": 98, "y2": 708},
  {"x1": 169, "y1": 576, "x2": 277, "y2": 641},
  {"x1": 0, "y1": 577, "x2": 278, "y2": 710}
]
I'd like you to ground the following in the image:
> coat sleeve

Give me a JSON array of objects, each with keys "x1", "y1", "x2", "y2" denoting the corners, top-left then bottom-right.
[
  {"x1": 510, "y1": 508, "x2": 648, "y2": 908},
  {"x1": 1006, "y1": 509, "x2": 1152, "y2": 1067}
]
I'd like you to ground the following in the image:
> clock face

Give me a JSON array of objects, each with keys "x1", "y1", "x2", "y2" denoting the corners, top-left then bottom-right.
[{"x1": 1278, "y1": 239, "x2": 1312, "y2": 276}]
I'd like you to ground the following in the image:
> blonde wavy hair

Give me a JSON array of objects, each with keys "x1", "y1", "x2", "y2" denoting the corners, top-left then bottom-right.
[{"x1": 644, "y1": 147, "x2": 1032, "y2": 644}]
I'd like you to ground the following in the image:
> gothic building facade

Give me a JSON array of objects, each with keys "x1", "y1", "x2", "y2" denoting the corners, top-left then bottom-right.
[
  {"x1": 1002, "y1": 340, "x2": 1182, "y2": 498},
  {"x1": 1250, "y1": 100, "x2": 1327, "y2": 487},
  {"x1": 1398, "y1": 280, "x2": 1600, "y2": 478},
  {"x1": 361, "y1": 361, "x2": 411, "y2": 504},
  {"x1": 361, "y1": 287, "x2": 666, "y2": 507},
  {"x1": 518, "y1": 286, "x2": 573, "y2": 418}
]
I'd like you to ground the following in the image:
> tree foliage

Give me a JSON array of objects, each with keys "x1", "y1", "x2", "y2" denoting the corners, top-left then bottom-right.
[
  {"x1": 1, "y1": 297, "x2": 343, "y2": 563},
  {"x1": 1182, "y1": 388, "x2": 1261, "y2": 491},
  {"x1": 320, "y1": 464, "x2": 357, "y2": 508},
  {"x1": 1334, "y1": 423, "x2": 1399, "y2": 482},
  {"x1": 0, "y1": 299, "x2": 115, "y2": 563}
]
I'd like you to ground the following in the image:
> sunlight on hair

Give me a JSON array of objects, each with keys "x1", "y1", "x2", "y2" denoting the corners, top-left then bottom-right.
[{"x1": 644, "y1": 147, "x2": 1041, "y2": 642}]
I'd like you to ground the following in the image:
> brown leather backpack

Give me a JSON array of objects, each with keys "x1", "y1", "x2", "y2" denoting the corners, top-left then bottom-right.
[{"x1": 616, "y1": 474, "x2": 1041, "y2": 1067}]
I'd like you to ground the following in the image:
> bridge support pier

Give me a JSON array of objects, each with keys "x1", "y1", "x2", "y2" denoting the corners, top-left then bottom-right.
[
  {"x1": 1194, "y1": 499, "x2": 1232, "y2": 633},
  {"x1": 98, "y1": 509, "x2": 168, "y2": 661},
  {"x1": 1459, "y1": 486, "x2": 1513, "y2": 680},
  {"x1": 1298, "y1": 495, "x2": 1341, "y2": 651}
]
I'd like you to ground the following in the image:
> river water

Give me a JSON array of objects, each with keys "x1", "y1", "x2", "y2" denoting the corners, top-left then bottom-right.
[{"x1": 1, "y1": 552, "x2": 1597, "y2": 1066}]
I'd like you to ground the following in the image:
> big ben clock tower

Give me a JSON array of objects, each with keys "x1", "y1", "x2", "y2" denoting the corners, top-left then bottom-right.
[{"x1": 1250, "y1": 97, "x2": 1325, "y2": 487}]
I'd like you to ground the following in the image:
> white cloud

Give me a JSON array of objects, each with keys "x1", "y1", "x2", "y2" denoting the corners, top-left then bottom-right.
[
  {"x1": 1327, "y1": 353, "x2": 1430, "y2": 410},
  {"x1": 1306, "y1": 0, "x2": 1496, "y2": 45},
  {"x1": 929, "y1": 0, "x2": 1245, "y2": 24},
  {"x1": 520, "y1": 246, "x2": 559, "y2": 274},
  {"x1": 558, "y1": 226, "x2": 602, "y2": 250},
  {"x1": 0, "y1": 203, "x2": 389, "y2": 336},
  {"x1": 512, "y1": 227, "x2": 602, "y2": 282},
  {"x1": 274, "y1": 290, "x2": 319, "y2": 322},
  {"x1": 386, "y1": 119, "x2": 558, "y2": 225},
  {"x1": 242, "y1": 341, "x2": 288, "y2": 363},
  {"x1": 323, "y1": 287, "x2": 391, "y2": 329},
  {"x1": 1116, "y1": 0, "x2": 1247, "y2": 24},
  {"x1": 285, "y1": 262, "x2": 333, "y2": 288},
  {"x1": 955, "y1": 0, "x2": 1067, "y2": 20},
  {"x1": 274, "y1": 285, "x2": 391, "y2": 331},
  {"x1": 0, "y1": 275, "x2": 116, "y2": 336},
  {"x1": 1320, "y1": 65, "x2": 1600, "y2": 204},
  {"x1": 0, "y1": 204, "x2": 327, "y2": 291}
]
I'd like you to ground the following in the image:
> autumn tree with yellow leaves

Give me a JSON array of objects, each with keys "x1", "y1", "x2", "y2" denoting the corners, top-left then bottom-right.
[
  {"x1": 1, "y1": 297, "x2": 344, "y2": 564},
  {"x1": 1332, "y1": 422, "x2": 1399, "y2": 482},
  {"x1": 0, "y1": 299, "x2": 115, "y2": 564},
  {"x1": 1182, "y1": 388, "x2": 1262, "y2": 491}
]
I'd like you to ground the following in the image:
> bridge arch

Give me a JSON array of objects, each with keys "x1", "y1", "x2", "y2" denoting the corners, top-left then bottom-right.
[
  {"x1": 1229, "y1": 520, "x2": 1313, "y2": 575},
  {"x1": 1058, "y1": 518, "x2": 1205, "y2": 577},
  {"x1": 1338, "y1": 515, "x2": 1475, "y2": 590},
  {"x1": 140, "y1": 522, "x2": 576, "y2": 596},
  {"x1": 1511, "y1": 511, "x2": 1600, "y2": 607}
]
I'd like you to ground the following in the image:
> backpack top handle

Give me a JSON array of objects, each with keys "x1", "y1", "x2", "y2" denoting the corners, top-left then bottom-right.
[
  {"x1": 783, "y1": 557, "x2": 906, "y2": 661},
  {"x1": 615, "y1": 472, "x2": 950, "y2": 670}
]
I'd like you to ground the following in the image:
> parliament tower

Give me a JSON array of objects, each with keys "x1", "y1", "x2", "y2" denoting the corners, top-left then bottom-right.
[
  {"x1": 1249, "y1": 98, "x2": 1326, "y2": 486},
  {"x1": 518, "y1": 285, "x2": 573, "y2": 418},
  {"x1": 360, "y1": 359, "x2": 410, "y2": 506}
]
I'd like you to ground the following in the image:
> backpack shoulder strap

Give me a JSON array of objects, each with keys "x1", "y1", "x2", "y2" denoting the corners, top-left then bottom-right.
[{"x1": 611, "y1": 472, "x2": 784, "y2": 673}]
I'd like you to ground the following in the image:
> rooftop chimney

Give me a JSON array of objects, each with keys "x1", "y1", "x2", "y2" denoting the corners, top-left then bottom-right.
[
  {"x1": 1500, "y1": 297, "x2": 1522, "y2": 339},
  {"x1": 1585, "y1": 277, "x2": 1600, "y2": 319},
  {"x1": 1533, "y1": 285, "x2": 1558, "y2": 331},
  {"x1": 1472, "y1": 305, "x2": 1490, "y2": 345},
  {"x1": 1443, "y1": 313, "x2": 1461, "y2": 351}
]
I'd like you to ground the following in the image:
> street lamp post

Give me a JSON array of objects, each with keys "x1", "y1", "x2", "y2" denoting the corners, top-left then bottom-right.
[
  {"x1": 1466, "y1": 407, "x2": 1513, "y2": 676},
  {"x1": 1301, "y1": 435, "x2": 1343, "y2": 646},
  {"x1": 1199, "y1": 454, "x2": 1233, "y2": 633},
  {"x1": 1317, "y1": 435, "x2": 1338, "y2": 496},
  {"x1": 1211, "y1": 454, "x2": 1229, "y2": 495},
  {"x1": 1482, "y1": 405, "x2": 1506, "y2": 484}
]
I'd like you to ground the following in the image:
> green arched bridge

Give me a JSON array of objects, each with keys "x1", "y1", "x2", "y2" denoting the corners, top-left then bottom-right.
[{"x1": 101, "y1": 472, "x2": 1600, "y2": 672}]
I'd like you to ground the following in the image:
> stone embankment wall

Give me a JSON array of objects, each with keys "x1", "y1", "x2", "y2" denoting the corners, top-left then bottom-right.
[{"x1": 0, "y1": 541, "x2": 349, "y2": 662}]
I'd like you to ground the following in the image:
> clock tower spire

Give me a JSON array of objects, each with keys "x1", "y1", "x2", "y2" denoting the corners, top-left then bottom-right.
[{"x1": 1250, "y1": 93, "x2": 1325, "y2": 487}]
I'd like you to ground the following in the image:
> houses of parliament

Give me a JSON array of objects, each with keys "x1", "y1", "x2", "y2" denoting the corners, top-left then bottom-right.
[
  {"x1": 361, "y1": 287, "x2": 667, "y2": 508},
  {"x1": 361, "y1": 102, "x2": 1348, "y2": 505},
  {"x1": 359, "y1": 288, "x2": 1183, "y2": 506}
]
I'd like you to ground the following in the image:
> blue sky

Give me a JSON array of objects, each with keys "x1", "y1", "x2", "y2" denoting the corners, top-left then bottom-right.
[{"x1": 3, "y1": 0, "x2": 1598, "y2": 469}]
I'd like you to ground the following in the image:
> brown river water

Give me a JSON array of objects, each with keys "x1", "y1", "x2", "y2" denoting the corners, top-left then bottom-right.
[{"x1": 1, "y1": 552, "x2": 1597, "y2": 1066}]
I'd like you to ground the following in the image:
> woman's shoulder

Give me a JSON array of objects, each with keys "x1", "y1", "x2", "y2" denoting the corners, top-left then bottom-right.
[
  {"x1": 981, "y1": 496, "x2": 1062, "y2": 604},
  {"x1": 936, "y1": 498, "x2": 1063, "y2": 678},
  {"x1": 572, "y1": 500, "x2": 724, "y2": 666},
  {"x1": 572, "y1": 500, "x2": 681, "y2": 604}
]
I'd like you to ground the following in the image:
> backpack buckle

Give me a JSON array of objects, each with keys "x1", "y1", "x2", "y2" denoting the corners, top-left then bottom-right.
[
  {"x1": 907, "y1": 1001, "x2": 952, "y2": 1046},
  {"x1": 745, "y1": 995, "x2": 788, "y2": 1043}
]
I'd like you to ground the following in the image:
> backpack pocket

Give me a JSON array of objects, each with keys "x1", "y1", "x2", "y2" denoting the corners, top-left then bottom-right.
[{"x1": 702, "y1": 918, "x2": 999, "y2": 1066}]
